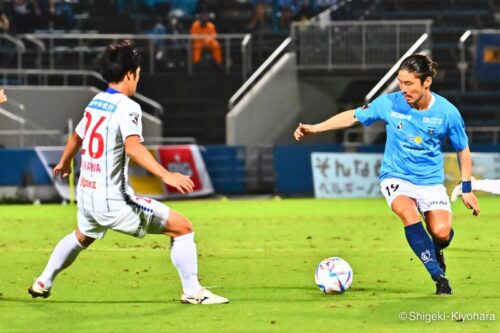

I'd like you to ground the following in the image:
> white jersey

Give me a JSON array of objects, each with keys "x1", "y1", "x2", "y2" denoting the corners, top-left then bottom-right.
[{"x1": 75, "y1": 88, "x2": 143, "y2": 212}]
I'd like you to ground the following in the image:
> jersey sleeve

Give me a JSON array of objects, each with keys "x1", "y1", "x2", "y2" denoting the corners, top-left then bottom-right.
[
  {"x1": 447, "y1": 108, "x2": 468, "y2": 151},
  {"x1": 119, "y1": 102, "x2": 144, "y2": 142},
  {"x1": 74, "y1": 113, "x2": 87, "y2": 139},
  {"x1": 354, "y1": 95, "x2": 386, "y2": 126}
]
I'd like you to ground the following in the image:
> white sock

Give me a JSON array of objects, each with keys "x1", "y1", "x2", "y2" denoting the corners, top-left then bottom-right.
[
  {"x1": 473, "y1": 179, "x2": 500, "y2": 195},
  {"x1": 170, "y1": 232, "x2": 202, "y2": 296},
  {"x1": 38, "y1": 231, "x2": 85, "y2": 288}
]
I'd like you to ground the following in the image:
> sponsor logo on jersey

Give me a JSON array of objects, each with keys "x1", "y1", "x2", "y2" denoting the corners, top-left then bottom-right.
[
  {"x1": 391, "y1": 111, "x2": 412, "y2": 120},
  {"x1": 397, "y1": 121, "x2": 404, "y2": 130},
  {"x1": 80, "y1": 177, "x2": 97, "y2": 189},
  {"x1": 129, "y1": 112, "x2": 139, "y2": 125},
  {"x1": 427, "y1": 127, "x2": 436, "y2": 136},
  {"x1": 81, "y1": 160, "x2": 102, "y2": 173},
  {"x1": 88, "y1": 99, "x2": 117, "y2": 112},
  {"x1": 422, "y1": 117, "x2": 443, "y2": 125}
]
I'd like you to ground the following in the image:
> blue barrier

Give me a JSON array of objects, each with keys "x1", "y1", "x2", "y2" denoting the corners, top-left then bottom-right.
[
  {"x1": 0, "y1": 149, "x2": 52, "y2": 186},
  {"x1": 201, "y1": 145, "x2": 246, "y2": 194},
  {"x1": 273, "y1": 145, "x2": 344, "y2": 194}
]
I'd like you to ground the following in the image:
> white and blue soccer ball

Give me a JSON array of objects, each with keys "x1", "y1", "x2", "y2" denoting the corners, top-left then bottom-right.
[{"x1": 315, "y1": 257, "x2": 353, "y2": 294}]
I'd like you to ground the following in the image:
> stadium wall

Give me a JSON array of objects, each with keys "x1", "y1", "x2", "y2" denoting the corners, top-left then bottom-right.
[
  {"x1": 226, "y1": 53, "x2": 344, "y2": 146},
  {"x1": 2, "y1": 87, "x2": 161, "y2": 147}
]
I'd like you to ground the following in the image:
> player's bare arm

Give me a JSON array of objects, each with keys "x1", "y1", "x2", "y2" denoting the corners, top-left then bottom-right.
[
  {"x1": 294, "y1": 110, "x2": 359, "y2": 141},
  {"x1": 53, "y1": 133, "x2": 83, "y2": 178},
  {"x1": 457, "y1": 147, "x2": 480, "y2": 216},
  {"x1": 0, "y1": 89, "x2": 7, "y2": 104},
  {"x1": 125, "y1": 135, "x2": 194, "y2": 194}
]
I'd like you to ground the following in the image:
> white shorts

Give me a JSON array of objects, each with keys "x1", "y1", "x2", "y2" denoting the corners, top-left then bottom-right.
[
  {"x1": 380, "y1": 178, "x2": 451, "y2": 213},
  {"x1": 77, "y1": 196, "x2": 170, "y2": 239}
]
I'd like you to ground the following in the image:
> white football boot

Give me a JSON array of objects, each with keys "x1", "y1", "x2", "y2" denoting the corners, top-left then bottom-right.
[
  {"x1": 181, "y1": 288, "x2": 229, "y2": 305},
  {"x1": 28, "y1": 281, "x2": 51, "y2": 299}
]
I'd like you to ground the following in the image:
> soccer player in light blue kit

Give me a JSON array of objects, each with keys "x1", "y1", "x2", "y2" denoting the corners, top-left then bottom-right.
[{"x1": 294, "y1": 54, "x2": 480, "y2": 294}]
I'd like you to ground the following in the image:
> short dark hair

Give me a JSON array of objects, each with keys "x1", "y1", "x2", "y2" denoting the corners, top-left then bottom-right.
[
  {"x1": 398, "y1": 54, "x2": 438, "y2": 83},
  {"x1": 98, "y1": 40, "x2": 140, "y2": 83}
]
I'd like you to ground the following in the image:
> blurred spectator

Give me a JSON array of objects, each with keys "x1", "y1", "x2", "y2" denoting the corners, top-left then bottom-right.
[
  {"x1": 0, "y1": 2, "x2": 9, "y2": 32},
  {"x1": 277, "y1": 0, "x2": 299, "y2": 30},
  {"x1": 164, "y1": 16, "x2": 186, "y2": 68},
  {"x1": 115, "y1": 0, "x2": 138, "y2": 14},
  {"x1": 38, "y1": 0, "x2": 76, "y2": 30},
  {"x1": 52, "y1": 0, "x2": 76, "y2": 30},
  {"x1": 5, "y1": 0, "x2": 42, "y2": 33},
  {"x1": 168, "y1": 0, "x2": 198, "y2": 21},
  {"x1": 247, "y1": 0, "x2": 271, "y2": 31},
  {"x1": 149, "y1": 16, "x2": 167, "y2": 61},
  {"x1": 190, "y1": 10, "x2": 222, "y2": 66}
]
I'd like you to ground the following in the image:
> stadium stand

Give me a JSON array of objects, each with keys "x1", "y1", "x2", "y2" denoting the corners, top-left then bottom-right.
[{"x1": 1, "y1": 0, "x2": 500, "y2": 147}]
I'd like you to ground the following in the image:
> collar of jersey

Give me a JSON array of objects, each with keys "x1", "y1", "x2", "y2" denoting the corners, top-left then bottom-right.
[{"x1": 105, "y1": 87, "x2": 121, "y2": 94}]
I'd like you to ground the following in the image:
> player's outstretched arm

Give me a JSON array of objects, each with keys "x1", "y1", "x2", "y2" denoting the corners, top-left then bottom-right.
[
  {"x1": 0, "y1": 89, "x2": 7, "y2": 104},
  {"x1": 54, "y1": 133, "x2": 83, "y2": 178},
  {"x1": 125, "y1": 135, "x2": 194, "y2": 194},
  {"x1": 294, "y1": 110, "x2": 358, "y2": 141},
  {"x1": 457, "y1": 147, "x2": 480, "y2": 216}
]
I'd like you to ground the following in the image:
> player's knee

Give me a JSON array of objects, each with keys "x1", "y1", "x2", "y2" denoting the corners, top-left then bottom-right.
[
  {"x1": 75, "y1": 229, "x2": 95, "y2": 248},
  {"x1": 432, "y1": 225, "x2": 451, "y2": 243},
  {"x1": 165, "y1": 211, "x2": 193, "y2": 237},
  {"x1": 179, "y1": 219, "x2": 193, "y2": 235}
]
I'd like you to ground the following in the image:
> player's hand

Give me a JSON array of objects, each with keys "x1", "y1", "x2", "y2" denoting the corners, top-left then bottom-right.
[
  {"x1": 53, "y1": 162, "x2": 72, "y2": 178},
  {"x1": 462, "y1": 192, "x2": 480, "y2": 216},
  {"x1": 294, "y1": 123, "x2": 318, "y2": 141},
  {"x1": 163, "y1": 172, "x2": 195, "y2": 194},
  {"x1": 0, "y1": 89, "x2": 7, "y2": 104}
]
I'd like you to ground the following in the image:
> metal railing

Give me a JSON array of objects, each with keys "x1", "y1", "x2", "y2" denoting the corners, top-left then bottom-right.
[
  {"x1": 18, "y1": 32, "x2": 251, "y2": 77},
  {"x1": 292, "y1": 20, "x2": 432, "y2": 70},
  {"x1": 0, "y1": 68, "x2": 163, "y2": 118},
  {"x1": 229, "y1": 37, "x2": 291, "y2": 109},
  {"x1": 365, "y1": 33, "x2": 430, "y2": 102},
  {"x1": 0, "y1": 33, "x2": 26, "y2": 70},
  {"x1": 0, "y1": 96, "x2": 64, "y2": 147},
  {"x1": 458, "y1": 29, "x2": 500, "y2": 93}
]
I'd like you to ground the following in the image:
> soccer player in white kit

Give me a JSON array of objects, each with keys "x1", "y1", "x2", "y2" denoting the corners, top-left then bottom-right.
[
  {"x1": 451, "y1": 178, "x2": 500, "y2": 202},
  {"x1": 28, "y1": 41, "x2": 229, "y2": 305}
]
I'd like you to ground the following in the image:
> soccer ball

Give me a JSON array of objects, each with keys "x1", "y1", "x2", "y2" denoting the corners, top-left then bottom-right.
[{"x1": 315, "y1": 257, "x2": 353, "y2": 294}]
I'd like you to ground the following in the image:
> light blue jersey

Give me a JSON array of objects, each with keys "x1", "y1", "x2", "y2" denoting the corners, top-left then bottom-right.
[{"x1": 354, "y1": 91, "x2": 468, "y2": 185}]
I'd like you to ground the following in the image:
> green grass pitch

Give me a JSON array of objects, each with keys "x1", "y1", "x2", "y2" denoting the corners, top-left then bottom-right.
[{"x1": 0, "y1": 197, "x2": 498, "y2": 332}]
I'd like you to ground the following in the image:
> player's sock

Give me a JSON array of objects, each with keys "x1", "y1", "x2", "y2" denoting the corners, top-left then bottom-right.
[
  {"x1": 38, "y1": 231, "x2": 86, "y2": 288},
  {"x1": 404, "y1": 222, "x2": 443, "y2": 279},
  {"x1": 170, "y1": 232, "x2": 203, "y2": 296},
  {"x1": 434, "y1": 228, "x2": 454, "y2": 252},
  {"x1": 473, "y1": 179, "x2": 500, "y2": 195}
]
